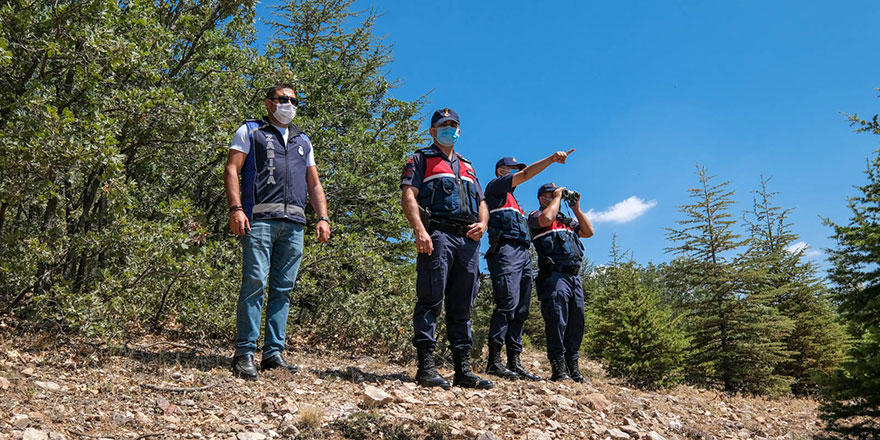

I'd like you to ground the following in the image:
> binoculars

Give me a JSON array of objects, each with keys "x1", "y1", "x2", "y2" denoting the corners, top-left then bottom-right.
[{"x1": 561, "y1": 189, "x2": 580, "y2": 205}]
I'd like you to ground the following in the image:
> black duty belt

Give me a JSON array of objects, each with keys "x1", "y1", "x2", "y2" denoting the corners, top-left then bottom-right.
[
  {"x1": 428, "y1": 219, "x2": 473, "y2": 237},
  {"x1": 538, "y1": 261, "x2": 581, "y2": 275}
]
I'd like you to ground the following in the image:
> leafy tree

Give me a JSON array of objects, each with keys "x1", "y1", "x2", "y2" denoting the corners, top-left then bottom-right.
[
  {"x1": 264, "y1": 0, "x2": 424, "y2": 354},
  {"x1": 820, "y1": 105, "x2": 880, "y2": 436},
  {"x1": 0, "y1": 0, "x2": 427, "y2": 355},
  {"x1": 585, "y1": 238, "x2": 688, "y2": 389}
]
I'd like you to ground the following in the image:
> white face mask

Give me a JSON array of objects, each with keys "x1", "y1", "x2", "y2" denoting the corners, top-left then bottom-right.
[{"x1": 273, "y1": 103, "x2": 296, "y2": 125}]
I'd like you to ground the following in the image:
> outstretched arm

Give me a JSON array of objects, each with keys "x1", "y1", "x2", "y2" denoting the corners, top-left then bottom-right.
[{"x1": 512, "y1": 149, "x2": 575, "y2": 187}]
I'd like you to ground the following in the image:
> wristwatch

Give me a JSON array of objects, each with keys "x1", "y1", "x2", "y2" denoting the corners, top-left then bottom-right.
[{"x1": 317, "y1": 216, "x2": 331, "y2": 224}]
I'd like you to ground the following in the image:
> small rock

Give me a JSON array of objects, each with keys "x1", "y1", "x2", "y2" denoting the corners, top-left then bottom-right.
[
  {"x1": 540, "y1": 408, "x2": 557, "y2": 417},
  {"x1": 392, "y1": 389, "x2": 419, "y2": 404},
  {"x1": 606, "y1": 428, "x2": 631, "y2": 440},
  {"x1": 48, "y1": 432, "x2": 67, "y2": 440},
  {"x1": 646, "y1": 432, "x2": 666, "y2": 440},
  {"x1": 261, "y1": 399, "x2": 276, "y2": 412},
  {"x1": 668, "y1": 420, "x2": 682, "y2": 431},
  {"x1": 464, "y1": 427, "x2": 481, "y2": 438},
  {"x1": 12, "y1": 414, "x2": 31, "y2": 429},
  {"x1": 279, "y1": 420, "x2": 298, "y2": 436},
  {"x1": 624, "y1": 417, "x2": 638, "y2": 427},
  {"x1": 22, "y1": 367, "x2": 35, "y2": 376},
  {"x1": 526, "y1": 428, "x2": 551, "y2": 440},
  {"x1": 236, "y1": 433, "x2": 266, "y2": 440},
  {"x1": 22, "y1": 428, "x2": 48, "y2": 440},
  {"x1": 362, "y1": 385, "x2": 393, "y2": 408},
  {"x1": 620, "y1": 425, "x2": 639, "y2": 436},
  {"x1": 34, "y1": 381, "x2": 60, "y2": 392},
  {"x1": 581, "y1": 393, "x2": 611, "y2": 411},
  {"x1": 180, "y1": 399, "x2": 196, "y2": 407},
  {"x1": 477, "y1": 432, "x2": 500, "y2": 440}
]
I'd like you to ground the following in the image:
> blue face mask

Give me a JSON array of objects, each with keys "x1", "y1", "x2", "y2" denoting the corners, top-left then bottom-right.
[{"x1": 435, "y1": 126, "x2": 460, "y2": 146}]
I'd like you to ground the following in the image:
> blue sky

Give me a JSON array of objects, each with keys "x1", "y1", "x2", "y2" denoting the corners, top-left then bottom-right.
[{"x1": 256, "y1": 1, "x2": 880, "y2": 267}]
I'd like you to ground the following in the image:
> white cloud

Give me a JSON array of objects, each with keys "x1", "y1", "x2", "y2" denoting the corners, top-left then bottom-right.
[
  {"x1": 586, "y1": 196, "x2": 657, "y2": 224},
  {"x1": 785, "y1": 241, "x2": 822, "y2": 258}
]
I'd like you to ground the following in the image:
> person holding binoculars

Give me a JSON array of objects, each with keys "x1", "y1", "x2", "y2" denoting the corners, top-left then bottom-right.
[{"x1": 528, "y1": 183, "x2": 594, "y2": 382}]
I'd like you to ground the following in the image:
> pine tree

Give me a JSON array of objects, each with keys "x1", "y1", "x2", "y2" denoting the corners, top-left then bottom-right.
[
  {"x1": 820, "y1": 145, "x2": 880, "y2": 438},
  {"x1": 585, "y1": 237, "x2": 688, "y2": 389},
  {"x1": 742, "y1": 176, "x2": 846, "y2": 395},
  {"x1": 667, "y1": 166, "x2": 795, "y2": 394},
  {"x1": 666, "y1": 166, "x2": 742, "y2": 391}
]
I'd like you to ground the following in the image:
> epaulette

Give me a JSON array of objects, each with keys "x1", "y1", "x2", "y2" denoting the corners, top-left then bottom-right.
[
  {"x1": 455, "y1": 152, "x2": 472, "y2": 164},
  {"x1": 416, "y1": 146, "x2": 440, "y2": 157}
]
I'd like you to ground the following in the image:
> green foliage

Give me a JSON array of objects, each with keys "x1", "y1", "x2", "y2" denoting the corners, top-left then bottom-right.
[
  {"x1": 742, "y1": 176, "x2": 846, "y2": 395},
  {"x1": 820, "y1": 144, "x2": 880, "y2": 438},
  {"x1": 666, "y1": 166, "x2": 793, "y2": 394},
  {"x1": 585, "y1": 238, "x2": 688, "y2": 389},
  {"x1": 0, "y1": 0, "x2": 425, "y2": 353}
]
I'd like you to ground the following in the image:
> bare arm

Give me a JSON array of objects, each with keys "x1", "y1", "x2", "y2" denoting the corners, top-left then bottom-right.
[
  {"x1": 570, "y1": 197, "x2": 594, "y2": 238},
  {"x1": 512, "y1": 149, "x2": 575, "y2": 187},
  {"x1": 306, "y1": 166, "x2": 330, "y2": 243},
  {"x1": 402, "y1": 185, "x2": 433, "y2": 255},
  {"x1": 466, "y1": 201, "x2": 489, "y2": 241},
  {"x1": 224, "y1": 150, "x2": 249, "y2": 235},
  {"x1": 538, "y1": 188, "x2": 565, "y2": 228}
]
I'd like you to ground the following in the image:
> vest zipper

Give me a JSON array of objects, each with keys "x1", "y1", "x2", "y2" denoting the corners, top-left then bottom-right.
[{"x1": 283, "y1": 129, "x2": 289, "y2": 217}]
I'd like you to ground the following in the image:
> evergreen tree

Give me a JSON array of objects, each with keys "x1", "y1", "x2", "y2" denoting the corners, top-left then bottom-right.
[
  {"x1": 820, "y1": 134, "x2": 880, "y2": 438},
  {"x1": 742, "y1": 176, "x2": 846, "y2": 395},
  {"x1": 585, "y1": 237, "x2": 688, "y2": 389},
  {"x1": 667, "y1": 166, "x2": 794, "y2": 394},
  {"x1": 666, "y1": 166, "x2": 742, "y2": 391}
]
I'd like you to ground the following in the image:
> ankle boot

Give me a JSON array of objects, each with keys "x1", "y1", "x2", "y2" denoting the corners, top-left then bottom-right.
[
  {"x1": 507, "y1": 350, "x2": 540, "y2": 381},
  {"x1": 415, "y1": 346, "x2": 450, "y2": 390},
  {"x1": 566, "y1": 357, "x2": 589, "y2": 383},
  {"x1": 452, "y1": 348, "x2": 493, "y2": 389},
  {"x1": 485, "y1": 343, "x2": 518, "y2": 380},
  {"x1": 231, "y1": 354, "x2": 259, "y2": 381},
  {"x1": 549, "y1": 357, "x2": 571, "y2": 382}
]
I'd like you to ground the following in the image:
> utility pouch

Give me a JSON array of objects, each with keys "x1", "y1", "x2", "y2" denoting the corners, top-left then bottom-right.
[
  {"x1": 487, "y1": 228, "x2": 501, "y2": 255},
  {"x1": 419, "y1": 205, "x2": 431, "y2": 229}
]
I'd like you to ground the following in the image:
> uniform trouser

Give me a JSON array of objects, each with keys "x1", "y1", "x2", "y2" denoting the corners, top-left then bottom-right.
[
  {"x1": 486, "y1": 242, "x2": 533, "y2": 354},
  {"x1": 536, "y1": 271, "x2": 585, "y2": 361},
  {"x1": 413, "y1": 229, "x2": 481, "y2": 351},
  {"x1": 234, "y1": 219, "x2": 304, "y2": 359}
]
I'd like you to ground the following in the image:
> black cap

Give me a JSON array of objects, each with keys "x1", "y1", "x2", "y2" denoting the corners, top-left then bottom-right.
[
  {"x1": 495, "y1": 156, "x2": 526, "y2": 171},
  {"x1": 537, "y1": 182, "x2": 559, "y2": 198},
  {"x1": 431, "y1": 108, "x2": 460, "y2": 127}
]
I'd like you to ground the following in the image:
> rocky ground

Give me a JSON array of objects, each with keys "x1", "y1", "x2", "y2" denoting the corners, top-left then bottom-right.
[{"x1": 0, "y1": 332, "x2": 824, "y2": 440}]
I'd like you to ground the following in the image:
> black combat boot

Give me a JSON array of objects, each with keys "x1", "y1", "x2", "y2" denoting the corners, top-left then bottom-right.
[
  {"x1": 231, "y1": 354, "x2": 259, "y2": 381},
  {"x1": 485, "y1": 343, "x2": 518, "y2": 380},
  {"x1": 507, "y1": 350, "x2": 540, "y2": 381},
  {"x1": 549, "y1": 357, "x2": 571, "y2": 382},
  {"x1": 452, "y1": 348, "x2": 493, "y2": 389},
  {"x1": 566, "y1": 357, "x2": 589, "y2": 383},
  {"x1": 260, "y1": 354, "x2": 298, "y2": 373},
  {"x1": 415, "y1": 346, "x2": 451, "y2": 390}
]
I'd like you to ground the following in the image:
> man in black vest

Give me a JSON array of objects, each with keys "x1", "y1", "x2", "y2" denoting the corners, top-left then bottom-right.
[
  {"x1": 223, "y1": 84, "x2": 331, "y2": 381},
  {"x1": 400, "y1": 108, "x2": 492, "y2": 390},
  {"x1": 528, "y1": 183, "x2": 594, "y2": 382},
  {"x1": 483, "y1": 150, "x2": 574, "y2": 381}
]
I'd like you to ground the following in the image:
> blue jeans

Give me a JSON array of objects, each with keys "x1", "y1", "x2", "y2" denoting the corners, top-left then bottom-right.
[{"x1": 234, "y1": 219, "x2": 304, "y2": 359}]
